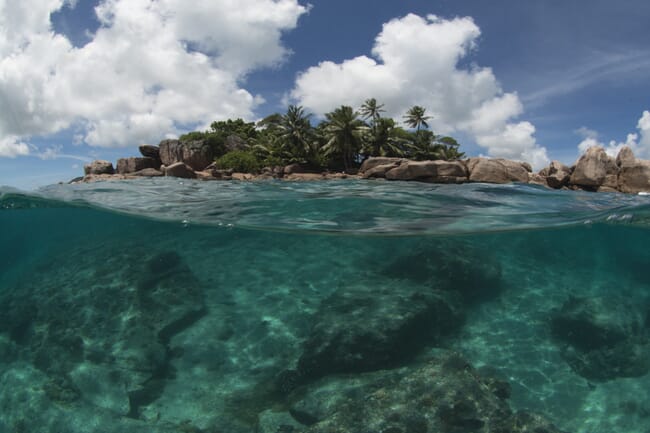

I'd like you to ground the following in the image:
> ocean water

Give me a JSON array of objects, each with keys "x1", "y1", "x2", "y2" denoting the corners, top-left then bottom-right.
[{"x1": 1, "y1": 178, "x2": 650, "y2": 433}]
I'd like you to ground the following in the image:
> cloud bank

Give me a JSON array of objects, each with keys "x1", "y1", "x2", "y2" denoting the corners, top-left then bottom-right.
[
  {"x1": 577, "y1": 110, "x2": 650, "y2": 158},
  {"x1": 0, "y1": 0, "x2": 307, "y2": 157},
  {"x1": 290, "y1": 14, "x2": 549, "y2": 168}
]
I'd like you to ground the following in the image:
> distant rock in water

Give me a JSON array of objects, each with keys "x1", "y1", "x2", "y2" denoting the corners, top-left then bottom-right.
[
  {"x1": 272, "y1": 352, "x2": 568, "y2": 433},
  {"x1": 116, "y1": 156, "x2": 159, "y2": 174},
  {"x1": 551, "y1": 296, "x2": 650, "y2": 381},
  {"x1": 159, "y1": 139, "x2": 214, "y2": 171}
]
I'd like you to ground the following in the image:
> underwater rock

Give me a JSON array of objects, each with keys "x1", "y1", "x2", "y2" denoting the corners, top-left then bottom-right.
[
  {"x1": 0, "y1": 248, "x2": 206, "y2": 418},
  {"x1": 551, "y1": 296, "x2": 650, "y2": 381},
  {"x1": 382, "y1": 241, "x2": 503, "y2": 304},
  {"x1": 257, "y1": 409, "x2": 305, "y2": 433},
  {"x1": 283, "y1": 283, "x2": 463, "y2": 387},
  {"x1": 284, "y1": 351, "x2": 568, "y2": 433}
]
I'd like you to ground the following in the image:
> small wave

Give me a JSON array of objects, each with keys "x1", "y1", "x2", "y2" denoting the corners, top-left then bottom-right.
[{"x1": 2, "y1": 179, "x2": 650, "y2": 236}]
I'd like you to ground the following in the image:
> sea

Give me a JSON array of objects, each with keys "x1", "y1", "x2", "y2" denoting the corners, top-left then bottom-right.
[{"x1": 1, "y1": 178, "x2": 650, "y2": 433}]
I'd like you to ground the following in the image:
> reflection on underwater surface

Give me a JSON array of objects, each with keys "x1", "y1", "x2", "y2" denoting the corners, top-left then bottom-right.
[{"x1": 1, "y1": 179, "x2": 650, "y2": 432}]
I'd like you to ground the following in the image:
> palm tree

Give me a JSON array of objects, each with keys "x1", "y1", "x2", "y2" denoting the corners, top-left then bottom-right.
[
  {"x1": 322, "y1": 105, "x2": 368, "y2": 171},
  {"x1": 359, "y1": 98, "x2": 385, "y2": 123},
  {"x1": 277, "y1": 105, "x2": 318, "y2": 164},
  {"x1": 362, "y1": 117, "x2": 410, "y2": 157},
  {"x1": 403, "y1": 105, "x2": 431, "y2": 131}
]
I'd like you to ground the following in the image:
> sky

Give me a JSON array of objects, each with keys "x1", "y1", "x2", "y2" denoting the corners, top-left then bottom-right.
[{"x1": 1, "y1": 0, "x2": 649, "y2": 189}]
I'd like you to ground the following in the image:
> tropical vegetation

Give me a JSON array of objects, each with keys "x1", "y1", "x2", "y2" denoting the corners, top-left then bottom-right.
[{"x1": 181, "y1": 100, "x2": 465, "y2": 173}]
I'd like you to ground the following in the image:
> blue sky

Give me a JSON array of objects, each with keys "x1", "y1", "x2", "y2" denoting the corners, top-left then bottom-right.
[{"x1": 1, "y1": 0, "x2": 649, "y2": 189}]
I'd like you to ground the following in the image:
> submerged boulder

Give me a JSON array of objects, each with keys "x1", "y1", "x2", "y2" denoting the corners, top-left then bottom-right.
[
  {"x1": 551, "y1": 296, "x2": 650, "y2": 381},
  {"x1": 279, "y1": 284, "x2": 463, "y2": 389},
  {"x1": 282, "y1": 352, "x2": 568, "y2": 433}
]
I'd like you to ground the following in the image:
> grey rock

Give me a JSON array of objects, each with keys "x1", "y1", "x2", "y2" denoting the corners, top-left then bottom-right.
[
  {"x1": 362, "y1": 163, "x2": 400, "y2": 179},
  {"x1": 138, "y1": 144, "x2": 160, "y2": 160},
  {"x1": 385, "y1": 160, "x2": 468, "y2": 183},
  {"x1": 569, "y1": 146, "x2": 610, "y2": 187},
  {"x1": 618, "y1": 160, "x2": 650, "y2": 193},
  {"x1": 116, "y1": 157, "x2": 158, "y2": 174},
  {"x1": 546, "y1": 160, "x2": 572, "y2": 189},
  {"x1": 359, "y1": 157, "x2": 404, "y2": 173},
  {"x1": 467, "y1": 158, "x2": 529, "y2": 183},
  {"x1": 131, "y1": 168, "x2": 164, "y2": 177},
  {"x1": 616, "y1": 145, "x2": 636, "y2": 167},
  {"x1": 159, "y1": 139, "x2": 214, "y2": 171},
  {"x1": 84, "y1": 160, "x2": 115, "y2": 175},
  {"x1": 163, "y1": 162, "x2": 196, "y2": 179}
]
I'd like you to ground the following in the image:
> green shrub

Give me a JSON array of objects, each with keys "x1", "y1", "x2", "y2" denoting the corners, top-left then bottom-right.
[{"x1": 215, "y1": 151, "x2": 263, "y2": 173}]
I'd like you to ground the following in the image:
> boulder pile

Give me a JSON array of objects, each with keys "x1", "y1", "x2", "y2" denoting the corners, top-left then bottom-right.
[{"x1": 80, "y1": 141, "x2": 650, "y2": 193}]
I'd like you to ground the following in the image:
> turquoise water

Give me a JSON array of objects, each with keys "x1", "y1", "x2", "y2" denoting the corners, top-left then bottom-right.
[{"x1": 1, "y1": 179, "x2": 650, "y2": 432}]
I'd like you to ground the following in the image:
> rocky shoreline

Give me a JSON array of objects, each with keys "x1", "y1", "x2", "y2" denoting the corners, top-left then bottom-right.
[{"x1": 78, "y1": 138, "x2": 650, "y2": 194}]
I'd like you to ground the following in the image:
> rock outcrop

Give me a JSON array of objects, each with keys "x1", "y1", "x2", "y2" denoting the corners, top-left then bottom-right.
[
  {"x1": 84, "y1": 160, "x2": 114, "y2": 175},
  {"x1": 385, "y1": 160, "x2": 468, "y2": 183},
  {"x1": 163, "y1": 162, "x2": 196, "y2": 179},
  {"x1": 467, "y1": 158, "x2": 530, "y2": 183},
  {"x1": 159, "y1": 139, "x2": 214, "y2": 171},
  {"x1": 569, "y1": 146, "x2": 612, "y2": 188},
  {"x1": 116, "y1": 157, "x2": 159, "y2": 174},
  {"x1": 545, "y1": 160, "x2": 572, "y2": 189}
]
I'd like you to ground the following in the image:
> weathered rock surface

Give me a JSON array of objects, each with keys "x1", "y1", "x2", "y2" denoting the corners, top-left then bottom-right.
[
  {"x1": 616, "y1": 145, "x2": 636, "y2": 167},
  {"x1": 359, "y1": 157, "x2": 404, "y2": 174},
  {"x1": 278, "y1": 352, "x2": 568, "y2": 433},
  {"x1": 362, "y1": 162, "x2": 401, "y2": 179},
  {"x1": 569, "y1": 147, "x2": 612, "y2": 187},
  {"x1": 116, "y1": 157, "x2": 158, "y2": 174},
  {"x1": 159, "y1": 139, "x2": 214, "y2": 171},
  {"x1": 546, "y1": 160, "x2": 572, "y2": 189},
  {"x1": 467, "y1": 158, "x2": 529, "y2": 183},
  {"x1": 618, "y1": 160, "x2": 650, "y2": 193},
  {"x1": 163, "y1": 162, "x2": 196, "y2": 179},
  {"x1": 385, "y1": 160, "x2": 468, "y2": 183},
  {"x1": 84, "y1": 160, "x2": 114, "y2": 175},
  {"x1": 131, "y1": 168, "x2": 164, "y2": 177},
  {"x1": 138, "y1": 144, "x2": 161, "y2": 160},
  {"x1": 551, "y1": 296, "x2": 650, "y2": 381},
  {"x1": 278, "y1": 284, "x2": 463, "y2": 390}
]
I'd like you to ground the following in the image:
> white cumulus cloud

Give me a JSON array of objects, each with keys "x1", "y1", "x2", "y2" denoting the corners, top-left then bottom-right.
[
  {"x1": 290, "y1": 13, "x2": 549, "y2": 169},
  {"x1": 0, "y1": 137, "x2": 30, "y2": 158},
  {"x1": 577, "y1": 110, "x2": 650, "y2": 159},
  {"x1": 0, "y1": 0, "x2": 307, "y2": 154}
]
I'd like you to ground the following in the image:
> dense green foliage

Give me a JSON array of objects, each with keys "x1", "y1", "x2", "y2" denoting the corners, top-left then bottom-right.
[
  {"x1": 215, "y1": 150, "x2": 263, "y2": 173},
  {"x1": 180, "y1": 100, "x2": 465, "y2": 172}
]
